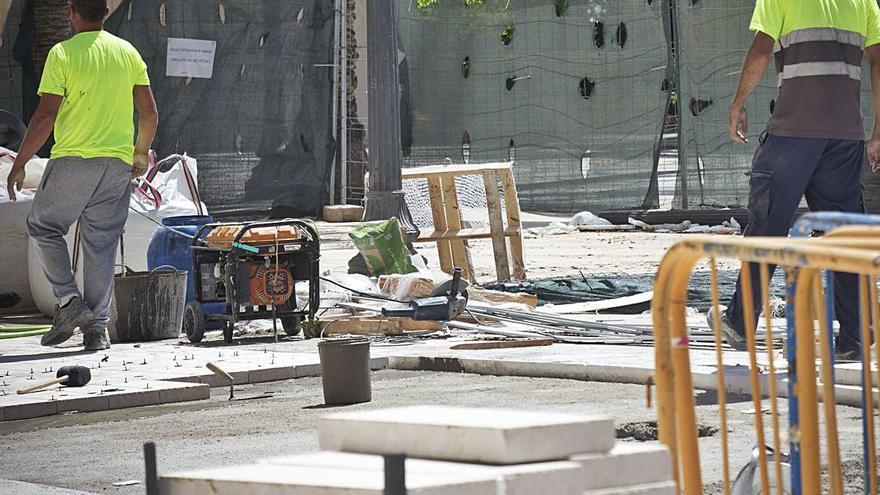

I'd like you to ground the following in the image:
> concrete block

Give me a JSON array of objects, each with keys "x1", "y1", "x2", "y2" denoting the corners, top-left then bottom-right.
[
  {"x1": 56, "y1": 394, "x2": 110, "y2": 414},
  {"x1": 323, "y1": 205, "x2": 364, "y2": 223},
  {"x1": 107, "y1": 388, "x2": 161, "y2": 409},
  {"x1": 248, "y1": 365, "x2": 297, "y2": 384},
  {"x1": 319, "y1": 406, "x2": 615, "y2": 464},
  {"x1": 260, "y1": 451, "x2": 584, "y2": 495},
  {"x1": 201, "y1": 371, "x2": 249, "y2": 388},
  {"x1": 161, "y1": 463, "x2": 496, "y2": 495},
  {"x1": 572, "y1": 443, "x2": 672, "y2": 490},
  {"x1": 295, "y1": 363, "x2": 323, "y2": 378},
  {"x1": 1, "y1": 396, "x2": 58, "y2": 421},
  {"x1": 583, "y1": 481, "x2": 677, "y2": 495},
  {"x1": 159, "y1": 383, "x2": 211, "y2": 404}
]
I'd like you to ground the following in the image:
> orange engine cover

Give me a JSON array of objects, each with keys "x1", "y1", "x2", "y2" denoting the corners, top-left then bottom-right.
[{"x1": 248, "y1": 264, "x2": 294, "y2": 305}]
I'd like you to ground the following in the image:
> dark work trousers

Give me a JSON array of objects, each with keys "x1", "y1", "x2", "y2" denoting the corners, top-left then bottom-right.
[{"x1": 725, "y1": 134, "x2": 865, "y2": 353}]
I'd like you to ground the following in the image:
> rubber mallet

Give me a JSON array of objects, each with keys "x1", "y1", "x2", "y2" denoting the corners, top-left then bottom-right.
[{"x1": 17, "y1": 365, "x2": 92, "y2": 395}]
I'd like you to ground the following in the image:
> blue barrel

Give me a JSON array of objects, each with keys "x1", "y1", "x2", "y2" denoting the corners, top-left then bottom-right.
[{"x1": 147, "y1": 215, "x2": 225, "y2": 323}]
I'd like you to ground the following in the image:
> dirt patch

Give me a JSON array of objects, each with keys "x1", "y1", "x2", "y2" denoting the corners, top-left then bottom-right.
[{"x1": 616, "y1": 421, "x2": 718, "y2": 441}]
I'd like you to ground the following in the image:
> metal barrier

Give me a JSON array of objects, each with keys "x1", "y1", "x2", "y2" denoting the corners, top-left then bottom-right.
[
  {"x1": 787, "y1": 213, "x2": 880, "y2": 493},
  {"x1": 652, "y1": 231, "x2": 880, "y2": 494}
]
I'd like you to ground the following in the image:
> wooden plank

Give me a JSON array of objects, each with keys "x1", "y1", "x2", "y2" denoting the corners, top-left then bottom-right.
[
  {"x1": 450, "y1": 339, "x2": 555, "y2": 350},
  {"x1": 416, "y1": 228, "x2": 493, "y2": 242},
  {"x1": 483, "y1": 171, "x2": 511, "y2": 282},
  {"x1": 427, "y1": 176, "x2": 454, "y2": 274},
  {"x1": 536, "y1": 291, "x2": 655, "y2": 315},
  {"x1": 441, "y1": 175, "x2": 473, "y2": 281},
  {"x1": 467, "y1": 287, "x2": 538, "y2": 308},
  {"x1": 500, "y1": 169, "x2": 526, "y2": 280},
  {"x1": 401, "y1": 162, "x2": 512, "y2": 179},
  {"x1": 321, "y1": 317, "x2": 442, "y2": 336}
]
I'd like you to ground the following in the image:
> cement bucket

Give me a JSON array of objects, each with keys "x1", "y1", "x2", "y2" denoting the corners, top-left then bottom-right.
[
  {"x1": 318, "y1": 337, "x2": 372, "y2": 405},
  {"x1": 109, "y1": 266, "x2": 187, "y2": 342}
]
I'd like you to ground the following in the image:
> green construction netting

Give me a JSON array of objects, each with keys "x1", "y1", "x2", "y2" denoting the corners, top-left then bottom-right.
[{"x1": 395, "y1": 0, "x2": 669, "y2": 213}]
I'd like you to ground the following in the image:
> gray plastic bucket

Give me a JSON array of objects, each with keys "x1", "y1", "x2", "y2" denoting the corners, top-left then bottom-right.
[
  {"x1": 109, "y1": 266, "x2": 188, "y2": 342},
  {"x1": 318, "y1": 337, "x2": 372, "y2": 405}
]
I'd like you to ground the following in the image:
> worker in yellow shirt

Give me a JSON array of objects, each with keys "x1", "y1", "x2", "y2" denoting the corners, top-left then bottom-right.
[
  {"x1": 710, "y1": 0, "x2": 880, "y2": 360},
  {"x1": 5, "y1": 0, "x2": 158, "y2": 351}
]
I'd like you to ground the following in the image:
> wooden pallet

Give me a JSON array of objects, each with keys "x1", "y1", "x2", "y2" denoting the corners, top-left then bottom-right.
[{"x1": 402, "y1": 163, "x2": 526, "y2": 283}]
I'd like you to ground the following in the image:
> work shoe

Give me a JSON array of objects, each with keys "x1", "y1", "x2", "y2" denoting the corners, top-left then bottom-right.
[
  {"x1": 706, "y1": 306, "x2": 747, "y2": 351},
  {"x1": 41, "y1": 298, "x2": 94, "y2": 347},
  {"x1": 835, "y1": 347, "x2": 860, "y2": 362},
  {"x1": 83, "y1": 325, "x2": 111, "y2": 351}
]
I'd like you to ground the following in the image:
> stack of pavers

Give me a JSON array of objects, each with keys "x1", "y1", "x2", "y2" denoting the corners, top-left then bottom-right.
[{"x1": 161, "y1": 406, "x2": 675, "y2": 494}]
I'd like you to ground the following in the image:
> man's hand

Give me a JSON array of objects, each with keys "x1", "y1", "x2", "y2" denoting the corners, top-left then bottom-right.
[
  {"x1": 729, "y1": 105, "x2": 750, "y2": 144},
  {"x1": 131, "y1": 152, "x2": 149, "y2": 178},
  {"x1": 868, "y1": 136, "x2": 880, "y2": 172},
  {"x1": 6, "y1": 166, "x2": 25, "y2": 202}
]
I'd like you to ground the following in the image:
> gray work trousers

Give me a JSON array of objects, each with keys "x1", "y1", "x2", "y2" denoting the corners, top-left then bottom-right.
[{"x1": 27, "y1": 156, "x2": 131, "y2": 325}]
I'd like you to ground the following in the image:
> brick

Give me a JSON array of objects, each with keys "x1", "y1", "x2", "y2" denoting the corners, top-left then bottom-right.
[
  {"x1": 319, "y1": 406, "x2": 615, "y2": 464},
  {"x1": 201, "y1": 371, "x2": 249, "y2": 388},
  {"x1": 260, "y1": 451, "x2": 584, "y2": 495},
  {"x1": 583, "y1": 481, "x2": 677, "y2": 495},
  {"x1": 572, "y1": 443, "x2": 672, "y2": 490},
  {"x1": 161, "y1": 463, "x2": 496, "y2": 495}
]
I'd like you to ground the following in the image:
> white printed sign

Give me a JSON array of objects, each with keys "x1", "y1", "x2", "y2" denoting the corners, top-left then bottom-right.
[{"x1": 166, "y1": 37, "x2": 217, "y2": 78}]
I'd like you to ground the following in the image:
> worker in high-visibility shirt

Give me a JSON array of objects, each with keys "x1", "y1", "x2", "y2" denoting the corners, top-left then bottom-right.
[
  {"x1": 6, "y1": 0, "x2": 158, "y2": 351},
  {"x1": 710, "y1": 0, "x2": 880, "y2": 360}
]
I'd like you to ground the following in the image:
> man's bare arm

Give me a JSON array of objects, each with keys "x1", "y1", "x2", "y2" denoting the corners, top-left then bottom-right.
[
  {"x1": 6, "y1": 94, "x2": 63, "y2": 201},
  {"x1": 729, "y1": 32, "x2": 775, "y2": 144},
  {"x1": 132, "y1": 85, "x2": 158, "y2": 177},
  {"x1": 866, "y1": 44, "x2": 880, "y2": 170}
]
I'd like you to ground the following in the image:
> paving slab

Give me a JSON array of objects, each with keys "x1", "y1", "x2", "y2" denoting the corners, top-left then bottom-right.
[
  {"x1": 571, "y1": 443, "x2": 672, "y2": 490},
  {"x1": 160, "y1": 463, "x2": 497, "y2": 495},
  {"x1": 0, "y1": 479, "x2": 100, "y2": 494},
  {"x1": 319, "y1": 405, "x2": 615, "y2": 464},
  {"x1": 583, "y1": 481, "x2": 677, "y2": 495},
  {"x1": 260, "y1": 451, "x2": 585, "y2": 495}
]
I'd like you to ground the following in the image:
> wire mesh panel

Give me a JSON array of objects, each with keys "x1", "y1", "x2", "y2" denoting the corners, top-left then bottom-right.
[
  {"x1": 676, "y1": 0, "x2": 777, "y2": 209},
  {"x1": 397, "y1": 0, "x2": 668, "y2": 213},
  {"x1": 105, "y1": 0, "x2": 335, "y2": 217}
]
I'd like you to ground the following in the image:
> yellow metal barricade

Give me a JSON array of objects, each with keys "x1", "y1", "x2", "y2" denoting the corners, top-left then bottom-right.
[{"x1": 652, "y1": 230, "x2": 880, "y2": 494}]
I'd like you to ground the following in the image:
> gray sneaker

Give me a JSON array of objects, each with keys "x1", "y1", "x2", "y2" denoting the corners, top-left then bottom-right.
[
  {"x1": 83, "y1": 325, "x2": 111, "y2": 351},
  {"x1": 706, "y1": 305, "x2": 747, "y2": 351},
  {"x1": 41, "y1": 298, "x2": 94, "y2": 347}
]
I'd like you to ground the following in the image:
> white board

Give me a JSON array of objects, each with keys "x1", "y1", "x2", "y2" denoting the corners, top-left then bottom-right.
[{"x1": 166, "y1": 38, "x2": 217, "y2": 78}]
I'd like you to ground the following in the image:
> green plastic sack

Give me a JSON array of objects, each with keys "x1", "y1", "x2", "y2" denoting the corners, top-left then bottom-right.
[{"x1": 348, "y1": 217, "x2": 417, "y2": 276}]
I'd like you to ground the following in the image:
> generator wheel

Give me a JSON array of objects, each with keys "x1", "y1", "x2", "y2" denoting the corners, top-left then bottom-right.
[
  {"x1": 282, "y1": 316, "x2": 302, "y2": 336},
  {"x1": 184, "y1": 301, "x2": 206, "y2": 343}
]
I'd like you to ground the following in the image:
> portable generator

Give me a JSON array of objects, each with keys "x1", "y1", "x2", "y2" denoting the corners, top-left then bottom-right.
[{"x1": 184, "y1": 219, "x2": 320, "y2": 343}]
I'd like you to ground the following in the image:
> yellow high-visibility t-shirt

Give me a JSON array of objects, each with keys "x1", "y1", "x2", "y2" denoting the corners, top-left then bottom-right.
[{"x1": 38, "y1": 30, "x2": 150, "y2": 165}]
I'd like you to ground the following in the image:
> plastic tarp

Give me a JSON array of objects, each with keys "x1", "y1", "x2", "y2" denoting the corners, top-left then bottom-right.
[{"x1": 395, "y1": 0, "x2": 668, "y2": 213}]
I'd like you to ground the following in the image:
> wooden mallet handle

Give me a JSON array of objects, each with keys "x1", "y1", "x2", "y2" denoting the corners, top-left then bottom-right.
[
  {"x1": 17, "y1": 376, "x2": 69, "y2": 395},
  {"x1": 206, "y1": 362, "x2": 234, "y2": 400}
]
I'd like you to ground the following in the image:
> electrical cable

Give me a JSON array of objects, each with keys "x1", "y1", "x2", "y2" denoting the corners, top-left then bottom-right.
[{"x1": 318, "y1": 276, "x2": 409, "y2": 304}]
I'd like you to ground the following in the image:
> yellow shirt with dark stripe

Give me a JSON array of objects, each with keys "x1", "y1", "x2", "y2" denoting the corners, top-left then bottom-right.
[
  {"x1": 38, "y1": 30, "x2": 150, "y2": 165},
  {"x1": 750, "y1": 0, "x2": 880, "y2": 140}
]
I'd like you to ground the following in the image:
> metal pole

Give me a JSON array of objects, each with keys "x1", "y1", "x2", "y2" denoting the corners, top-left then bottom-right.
[
  {"x1": 362, "y1": 0, "x2": 418, "y2": 235},
  {"x1": 340, "y1": 0, "x2": 349, "y2": 205},
  {"x1": 329, "y1": 0, "x2": 342, "y2": 205},
  {"x1": 383, "y1": 455, "x2": 406, "y2": 495},
  {"x1": 144, "y1": 442, "x2": 159, "y2": 495}
]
